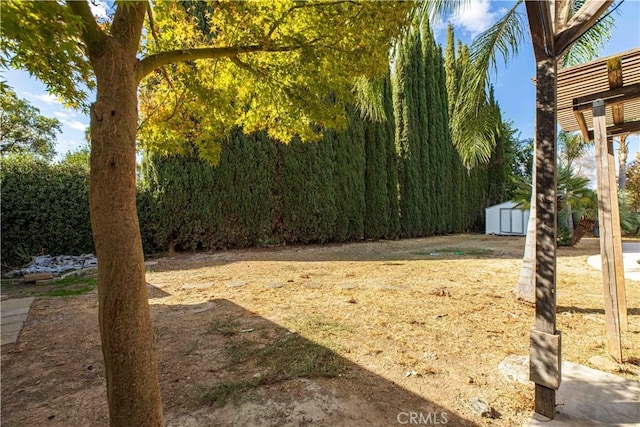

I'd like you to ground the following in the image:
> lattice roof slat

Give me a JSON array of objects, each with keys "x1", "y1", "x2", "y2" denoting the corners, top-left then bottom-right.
[{"x1": 557, "y1": 47, "x2": 640, "y2": 139}]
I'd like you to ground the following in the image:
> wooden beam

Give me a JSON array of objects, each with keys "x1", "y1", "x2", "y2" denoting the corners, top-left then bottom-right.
[
  {"x1": 607, "y1": 57, "x2": 624, "y2": 88},
  {"x1": 526, "y1": 0, "x2": 555, "y2": 60},
  {"x1": 593, "y1": 100, "x2": 623, "y2": 363},
  {"x1": 573, "y1": 83, "x2": 640, "y2": 112},
  {"x1": 610, "y1": 105, "x2": 624, "y2": 127},
  {"x1": 607, "y1": 57, "x2": 624, "y2": 125},
  {"x1": 573, "y1": 110, "x2": 591, "y2": 141},
  {"x1": 530, "y1": 55, "x2": 560, "y2": 420},
  {"x1": 605, "y1": 121, "x2": 640, "y2": 137},
  {"x1": 587, "y1": 121, "x2": 640, "y2": 141},
  {"x1": 22, "y1": 272, "x2": 54, "y2": 283},
  {"x1": 540, "y1": 0, "x2": 555, "y2": 56},
  {"x1": 554, "y1": 0, "x2": 572, "y2": 33},
  {"x1": 555, "y1": 0, "x2": 613, "y2": 56}
]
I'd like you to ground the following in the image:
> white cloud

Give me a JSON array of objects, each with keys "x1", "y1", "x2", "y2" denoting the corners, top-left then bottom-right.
[
  {"x1": 451, "y1": 0, "x2": 500, "y2": 38},
  {"x1": 22, "y1": 91, "x2": 61, "y2": 105},
  {"x1": 89, "y1": 0, "x2": 108, "y2": 20},
  {"x1": 62, "y1": 120, "x2": 89, "y2": 131},
  {"x1": 53, "y1": 110, "x2": 77, "y2": 120},
  {"x1": 432, "y1": 16, "x2": 448, "y2": 39}
]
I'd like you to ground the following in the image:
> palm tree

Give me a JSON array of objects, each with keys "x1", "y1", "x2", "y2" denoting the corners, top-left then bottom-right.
[
  {"x1": 450, "y1": 0, "x2": 615, "y2": 303},
  {"x1": 557, "y1": 130, "x2": 592, "y2": 235},
  {"x1": 618, "y1": 135, "x2": 629, "y2": 190},
  {"x1": 512, "y1": 161, "x2": 596, "y2": 241},
  {"x1": 360, "y1": 2, "x2": 614, "y2": 304},
  {"x1": 558, "y1": 130, "x2": 591, "y2": 171}
]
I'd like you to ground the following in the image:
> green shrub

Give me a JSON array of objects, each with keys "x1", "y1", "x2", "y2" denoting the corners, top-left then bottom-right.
[{"x1": 1, "y1": 155, "x2": 93, "y2": 268}]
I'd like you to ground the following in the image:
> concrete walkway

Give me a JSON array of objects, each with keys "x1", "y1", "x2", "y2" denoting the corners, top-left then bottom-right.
[
  {"x1": 586, "y1": 241, "x2": 640, "y2": 282},
  {"x1": 539, "y1": 241, "x2": 640, "y2": 425},
  {"x1": 1, "y1": 297, "x2": 35, "y2": 346},
  {"x1": 528, "y1": 362, "x2": 639, "y2": 426}
]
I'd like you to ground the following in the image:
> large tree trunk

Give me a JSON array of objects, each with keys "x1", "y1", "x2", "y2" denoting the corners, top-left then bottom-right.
[
  {"x1": 618, "y1": 135, "x2": 628, "y2": 190},
  {"x1": 513, "y1": 146, "x2": 536, "y2": 304},
  {"x1": 89, "y1": 38, "x2": 164, "y2": 426}
]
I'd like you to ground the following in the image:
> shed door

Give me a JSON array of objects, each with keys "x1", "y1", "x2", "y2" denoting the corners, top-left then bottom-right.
[{"x1": 500, "y1": 208, "x2": 525, "y2": 234}]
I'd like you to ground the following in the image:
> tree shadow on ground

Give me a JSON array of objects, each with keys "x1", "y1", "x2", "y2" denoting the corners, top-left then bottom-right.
[{"x1": 1, "y1": 287, "x2": 477, "y2": 426}]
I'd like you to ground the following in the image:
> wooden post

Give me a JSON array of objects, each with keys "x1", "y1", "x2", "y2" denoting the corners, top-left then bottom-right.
[
  {"x1": 524, "y1": 0, "x2": 614, "y2": 420},
  {"x1": 529, "y1": 55, "x2": 561, "y2": 420},
  {"x1": 593, "y1": 99, "x2": 623, "y2": 362},
  {"x1": 606, "y1": 137, "x2": 628, "y2": 332},
  {"x1": 607, "y1": 57, "x2": 632, "y2": 323}
]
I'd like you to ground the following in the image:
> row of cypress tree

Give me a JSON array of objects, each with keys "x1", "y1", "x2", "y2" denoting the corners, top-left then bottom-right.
[
  {"x1": 138, "y1": 23, "x2": 505, "y2": 253},
  {"x1": 139, "y1": 99, "x2": 400, "y2": 253}
]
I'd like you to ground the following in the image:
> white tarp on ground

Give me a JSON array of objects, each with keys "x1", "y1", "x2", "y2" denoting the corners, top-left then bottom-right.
[{"x1": 6, "y1": 254, "x2": 97, "y2": 278}]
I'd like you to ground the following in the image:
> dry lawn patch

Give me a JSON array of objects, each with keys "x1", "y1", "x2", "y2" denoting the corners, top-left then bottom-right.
[{"x1": 2, "y1": 234, "x2": 638, "y2": 426}]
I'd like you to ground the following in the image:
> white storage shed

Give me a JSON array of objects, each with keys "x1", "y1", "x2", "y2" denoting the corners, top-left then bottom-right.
[{"x1": 485, "y1": 201, "x2": 530, "y2": 236}]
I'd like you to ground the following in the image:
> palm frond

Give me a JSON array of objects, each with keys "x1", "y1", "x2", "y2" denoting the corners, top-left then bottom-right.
[
  {"x1": 412, "y1": 0, "x2": 469, "y2": 27},
  {"x1": 450, "y1": 0, "x2": 525, "y2": 168},
  {"x1": 470, "y1": 0, "x2": 525, "y2": 77},
  {"x1": 512, "y1": 174, "x2": 534, "y2": 209},
  {"x1": 560, "y1": 0, "x2": 616, "y2": 68},
  {"x1": 454, "y1": 101, "x2": 501, "y2": 168},
  {"x1": 353, "y1": 76, "x2": 386, "y2": 122}
]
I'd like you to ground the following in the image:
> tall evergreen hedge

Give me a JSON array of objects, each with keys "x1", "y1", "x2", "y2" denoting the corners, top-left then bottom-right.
[
  {"x1": 390, "y1": 21, "x2": 492, "y2": 236},
  {"x1": 332, "y1": 110, "x2": 366, "y2": 241},
  {"x1": 393, "y1": 29, "x2": 425, "y2": 237},
  {"x1": 137, "y1": 23, "x2": 497, "y2": 250},
  {"x1": 3, "y1": 32, "x2": 506, "y2": 263},
  {"x1": 1, "y1": 155, "x2": 94, "y2": 267},
  {"x1": 364, "y1": 75, "x2": 399, "y2": 239},
  {"x1": 280, "y1": 136, "x2": 337, "y2": 243}
]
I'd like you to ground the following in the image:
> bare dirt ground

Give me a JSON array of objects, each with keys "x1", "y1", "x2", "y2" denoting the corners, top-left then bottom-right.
[{"x1": 2, "y1": 234, "x2": 639, "y2": 426}]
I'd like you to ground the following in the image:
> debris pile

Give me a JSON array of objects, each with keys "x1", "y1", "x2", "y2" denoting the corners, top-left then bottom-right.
[{"x1": 6, "y1": 254, "x2": 97, "y2": 278}]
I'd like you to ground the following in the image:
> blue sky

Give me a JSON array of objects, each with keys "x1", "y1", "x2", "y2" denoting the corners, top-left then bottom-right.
[
  {"x1": 435, "y1": 0, "x2": 640, "y2": 171},
  {"x1": 3, "y1": 0, "x2": 639, "y2": 167}
]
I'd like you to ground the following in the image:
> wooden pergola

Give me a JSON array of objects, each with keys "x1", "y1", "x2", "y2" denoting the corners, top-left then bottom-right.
[
  {"x1": 558, "y1": 47, "x2": 640, "y2": 142},
  {"x1": 523, "y1": 0, "x2": 638, "y2": 420},
  {"x1": 557, "y1": 47, "x2": 639, "y2": 364}
]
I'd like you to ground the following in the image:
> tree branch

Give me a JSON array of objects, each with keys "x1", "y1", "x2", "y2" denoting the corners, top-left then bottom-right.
[
  {"x1": 265, "y1": 1, "x2": 362, "y2": 43},
  {"x1": 144, "y1": 2, "x2": 176, "y2": 92},
  {"x1": 229, "y1": 55, "x2": 263, "y2": 76},
  {"x1": 139, "y1": 44, "x2": 301, "y2": 80},
  {"x1": 66, "y1": 0, "x2": 106, "y2": 56},
  {"x1": 146, "y1": 1, "x2": 160, "y2": 48}
]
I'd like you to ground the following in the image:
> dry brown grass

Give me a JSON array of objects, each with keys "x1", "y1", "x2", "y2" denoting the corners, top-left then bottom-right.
[
  {"x1": 2, "y1": 234, "x2": 638, "y2": 426},
  {"x1": 146, "y1": 234, "x2": 639, "y2": 425}
]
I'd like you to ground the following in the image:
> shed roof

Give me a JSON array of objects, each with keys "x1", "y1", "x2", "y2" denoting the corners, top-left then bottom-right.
[
  {"x1": 557, "y1": 47, "x2": 640, "y2": 140},
  {"x1": 485, "y1": 201, "x2": 521, "y2": 210}
]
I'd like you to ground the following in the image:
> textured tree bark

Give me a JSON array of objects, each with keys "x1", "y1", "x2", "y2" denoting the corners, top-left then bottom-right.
[
  {"x1": 618, "y1": 135, "x2": 628, "y2": 190},
  {"x1": 89, "y1": 37, "x2": 164, "y2": 426}
]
